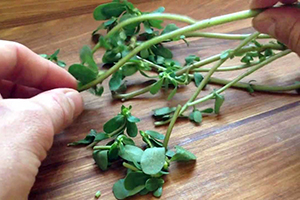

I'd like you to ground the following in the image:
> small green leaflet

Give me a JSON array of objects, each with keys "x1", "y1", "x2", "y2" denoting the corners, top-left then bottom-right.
[
  {"x1": 80, "y1": 45, "x2": 98, "y2": 73},
  {"x1": 185, "y1": 55, "x2": 200, "y2": 65},
  {"x1": 109, "y1": 70, "x2": 123, "y2": 91},
  {"x1": 113, "y1": 179, "x2": 144, "y2": 200},
  {"x1": 95, "y1": 191, "x2": 101, "y2": 199},
  {"x1": 93, "y1": 2, "x2": 126, "y2": 20},
  {"x1": 194, "y1": 73, "x2": 204, "y2": 87},
  {"x1": 103, "y1": 115, "x2": 125, "y2": 133},
  {"x1": 121, "y1": 64, "x2": 138, "y2": 77},
  {"x1": 167, "y1": 87, "x2": 177, "y2": 100},
  {"x1": 145, "y1": 130, "x2": 165, "y2": 140},
  {"x1": 68, "y1": 64, "x2": 97, "y2": 85},
  {"x1": 127, "y1": 122, "x2": 138, "y2": 137},
  {"x1": 153, "y1": 107, "x2": 176, "y2": 116},
  {"x1": 150, "y1": 79, "x2": 163, "y2": 95},
  {"x1": 152, "y1": 7, "x2": 165, "y2": 13},
  {"x1": 214, "y1": 92, "x2": 225, "y2": 114},
  {"x1": 118, "y1": 145, "x2": 144, "y2": 163},
  {"x1": 127, "y1": 115, "x2": 140, "y2": 123},
  {"x1": 93, "y1": 150, "x2": 109, "y2": 170},
  {"x1": 145, "y1": 178, "x2": 164, "y2": 192},
  {"x1": 170, "y1": 146, "x2": 196, "y2": 162},
  {"x1": 189, "y1": 110, "x2": 202, "y2": 124},
  {"x1": 141, "y1": 147, "x2": 165, "y2": 175},
  {"x1": 109, "y1": 142, "x2": 119, "y2": 160},
  {"x1": 151, "y1": 45, "x2": 173, "y2": 59},
  {"x1": 153, "y1": 187, "x2": 163, "y2": 197},
  {"x1": 161, "y1": 23, "x2": 179, "y2": 35},
  {"x1": 67, "y1": 129, "x2": 97, "y2": 146},
  {"x1": 89, "y1": 85, "x2": 104, "y2": 97},
  {"x1": 124, "y1": 172, "x2": 149, "y2": 190}
]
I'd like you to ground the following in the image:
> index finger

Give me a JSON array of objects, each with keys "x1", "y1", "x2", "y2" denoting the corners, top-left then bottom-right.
[
  {"x1": 0, "y1": 40, "x2": 77, "y2": 90},
  {"x1": 250, "y1": 0, "x2": 298, "y2": 9}
]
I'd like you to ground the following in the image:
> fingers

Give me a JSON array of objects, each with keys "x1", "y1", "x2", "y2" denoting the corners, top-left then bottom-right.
[
  {"x1": 252, "y1": 7, "x2": 300, "y2": 55},
  {"x1": 250, "y1": 0, "x2": 298, "y2": 9},
  {"x1": 0, "y1": 88, "x2": 83, "y2": 199},
  {"x1": 0, "y1": 80, "x2": 41, "y2": 98},
  {"x1": 0, "y1": 40, "x2": 77, "y2": 91}
]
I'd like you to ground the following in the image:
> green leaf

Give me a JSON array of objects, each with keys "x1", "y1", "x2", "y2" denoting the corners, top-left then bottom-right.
[
  {"x1": 194, "y1": 73, "x2": 204, "y2": 87},
  {"x1": 161, "y1": 23, "x2": 179, "y2": 35},
  {"x1": 127, "y1": 115, "x2": 140, "y2": 123},
  {"x1": 68, "y1": 64, "x2": 97, "y2": 85},
  {"x1": 167, "y1": 87, "x2": 177, "y2": 100},
  {"x1": 80, "y1": 45, "x2": 98, "y2": 72},
  {"x1": 143, "y1": 22, "x2": 153, "y2": 34},
  {"x1": 151, "y1": 45, "x2": 173, "y2": 59},
  {"x1": 152, "y1": 7, "x2": 165, "y2": 13},
  {"x1": 122, "y1": 64, "x2": 138, "y2": 76},
  {"x1": 150, "y1": 79, "x2": 163, "y2": 95},
  {"x1": 145, "y1": 130, "x2": 165, "y2": 140},
  {"x1": 153, "y1": 187, "x2": 163, "y2": 198},
  {"x1": 127, "y1": 122, "x2": 138, "y2": 137},
  {"x1": 119, "y1": 13, "x2": 140, "y2": 36},
  {"x1": 145, "y1": 178, "x2": 164, "y2": 192},
  {"x1": 201, "y1": 108, "x2": 214, "y2": 114},
  {"x1": 139, "y1": 188, "x2": 149, "y2": 195},
  {"x1": 103, "y1": 115, "x2": 125, "y2": 133},
  {"x1": 109, "y1": 142, "x2": 119, "y2": 160},
  {"x1": 141, "y1": 147, "x2": 165, "y2": 175},
  {"x1": 140, "y1": 49, "x2": 149, "y2": 58},
  {"x1": 109, "y1": 70, "x2": 123, "y2": 91},
  {"x1": 94, "y1": 132, "x2": 109, "y2": 142},
  {"x1": 89, "y1": 85, "x2": 104, "y2": 97},
  {"x1": 93, "y1": 2, "x2": 126, "y2": 20},
  {"x1": 124, "y1": 172, "x2": 149, "y2": 190},
  {"x1": 67, "y1": 129, "x2": 97, "y2": 146},
  {"x1": 265, "y1": 49, "x2": 274, "y2": 57},
  {"x1": 113, "y1": 179, "x2": 145, "y2": 200},
  {"x1": 170, "y1": 146, "x2": 196, "y2": 162},
  {"x1": 57, "y1": 60, "x2": 66, "y2": 67},
  {"x1": 119, "y1": 145, "x2": 144, "y2": 163},
  {"x1": 153, "y1": 107, "x2": 176, "y2": 116},
  {"x1": 193, "y1": 110, "x2": 202, "y2": 123},
  {"x1": 148, "y1": 19, "x2": 163, "y2": 29},
  {"x1": 95, "y1": 191, "x2": 101, "y2": 199},
  {"x1": 214, "y1": 92, "x2": 225, "y2": 114},
  {"x1": 102, "y1": 51, "x2": 122, "y2": 64},
  {"x1": 49, "y1": 49, "x2": 60, "y2": 60},
  {"x1": 185, "y1": 55, "x2": 200, "y2": 65},
  {"x1": 93, "y1": 150, "x2": 109, "y2": 170},
  {"x1": 166, "y1": 149, "x2": 175, "y2": 158}
]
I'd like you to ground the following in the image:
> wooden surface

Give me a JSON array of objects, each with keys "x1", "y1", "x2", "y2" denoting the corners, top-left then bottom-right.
[{"x1": 1, "y1": 0, "x2": 300, "y2": 199}]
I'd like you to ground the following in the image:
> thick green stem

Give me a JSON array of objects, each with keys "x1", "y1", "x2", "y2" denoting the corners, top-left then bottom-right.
[
  {"x1": 78, "y1": 9, "x2": 263, "y2": 91},
  {"x1": 209, "y1": 77, "x2": 300, "y2": 92},
  {"x1": 185, "y1": 32, "x2": 270, "y2": 40},
  {"x1": 113, "y1": 84, "x2": 153, "y2": 100},
  {"x1": 188, "y1": 49, "x2": 292, "y2": 107},
  {"x1": 93, "y1": 145, "x2": 111, "y2": 150},
  {"x1": 192, "y1": 62, "x2": 258, "y2": 72},
  {"x1": 163, "y1": 105, "x2": 182, "y2": 149},
  {"x1": 123, "y1": 162, "x2": 139, "y2": 171}
]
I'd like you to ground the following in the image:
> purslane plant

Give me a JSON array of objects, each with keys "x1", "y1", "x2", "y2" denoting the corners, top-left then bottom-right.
[{"x1": 60, "y1": 0, "x2": 300, "y2": 199}]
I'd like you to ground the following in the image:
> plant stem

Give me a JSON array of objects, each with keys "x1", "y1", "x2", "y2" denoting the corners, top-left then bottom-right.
[
  {"x1": 93, "y1": 145, "x2": 111, "y2": 150},
  {"x1": 180, "y1": 32, "x2": 260, "y2": 114},
  {"x1": 192, "y1": 62, "x2": 259, "y2": 72},
  {"x1": 176, "y1": 43, "x2": 285, "y2": 75},
  {"x1": 163, "y1": 105, "x2": 182, "y2": 149},
  {"x1": 185, "y1": 32, "x2": 270, "y2": 40},
  {"x1": 209, "y1": 77, "x2": 300, "y2": 92},
  {"x1": 79, "y1": 9, "x2": 263, "y2": 91},
  {"x1": 123, "y1": 162, "x2": 139, "y2": 171},
  {"x1": 188, "y1": 49, "x2": 292, "y2": 107},
  {"x1": 113, "y1": 84, "x2": 153, "y2": 100}
]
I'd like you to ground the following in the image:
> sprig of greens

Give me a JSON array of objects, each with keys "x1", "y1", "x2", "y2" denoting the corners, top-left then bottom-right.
[
  {"x1": 63, "y1": 1, "x2": 300, "y2": 199},
  {"x1": 39, "y1": 49, "x2": 66, "y2": 67}
]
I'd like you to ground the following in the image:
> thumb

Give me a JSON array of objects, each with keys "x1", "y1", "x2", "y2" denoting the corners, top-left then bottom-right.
[
  {"x1": 252, "y1": 7, "x2": 300, "y2": 55},
  {"x1": 0, "y1": 89, "x2": 83, "y2": 200}
]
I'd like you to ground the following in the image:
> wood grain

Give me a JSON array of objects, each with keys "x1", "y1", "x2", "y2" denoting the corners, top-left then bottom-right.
[{"x1": 1, "y1": 0, "x2": 300, "y2": 199}]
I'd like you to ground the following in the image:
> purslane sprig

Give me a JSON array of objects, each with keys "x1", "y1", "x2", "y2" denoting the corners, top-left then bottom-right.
[{"x1": 64, "y1": 0, "x2": 300, "y2": 199}]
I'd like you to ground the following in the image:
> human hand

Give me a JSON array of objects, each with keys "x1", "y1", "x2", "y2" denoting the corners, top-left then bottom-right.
[
  {"x1": 0, "y1": 40, "x2": 83, "y2": 199},
  {"x1": 250, "y1": 0, "x2": 300, "y2": 55}
]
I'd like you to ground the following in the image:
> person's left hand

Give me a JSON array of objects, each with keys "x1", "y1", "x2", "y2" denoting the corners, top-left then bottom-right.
[{"x1": 0, "y1": 40, "x2": 84, "y2": 200}]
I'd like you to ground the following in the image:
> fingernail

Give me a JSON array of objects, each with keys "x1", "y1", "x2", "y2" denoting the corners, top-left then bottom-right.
[
  {"x1": 64, "y1": 91, "x2": 83, "y2": 117},
  {"x1": 253, "y1": 14, "x2": 276, "y2": 37}
]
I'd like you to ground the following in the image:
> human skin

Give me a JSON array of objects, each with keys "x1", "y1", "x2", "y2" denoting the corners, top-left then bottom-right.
[
  {"x1": 0, "y1": 40, "x2": 83, "y2": 199},
  {"x1": 251, "y1": 0, "x2": 300, "y2": 55}
]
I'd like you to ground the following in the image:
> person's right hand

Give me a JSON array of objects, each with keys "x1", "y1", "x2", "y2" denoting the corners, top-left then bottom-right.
[{"x1": 250, "y1": 0, "x2": 300, "y2": 55}]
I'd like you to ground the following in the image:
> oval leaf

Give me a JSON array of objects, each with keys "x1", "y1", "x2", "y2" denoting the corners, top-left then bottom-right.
[
  {"x1": 145, "y1": 178, "x2": 164, "y2": 192},
  {"x1": 68, "y1": 64, "x2": 97, "y2": 84},
  {"x1": 150, "y1": 79, "x2": 163, "y2": 95},
  {"x1": 124, "y1": 172, "x2": 149, "y2": 190},
  {"x1": 103, "y1": 115, "x2": 125, "y2": 133},
  {"x1": 141, "y1": 147, "x2": 165, "y2": 175},
  {"x1": 119, "y1": 145, "x2": 144, "y2": 163},
  {"x1": 170, "y1": 146, "x2": 196, "y2": 162},
  {"x1": 93, "y1": 150, "x2": 108, "y2": 170},
  {"x1": 93, "y1": 3, "x2": 126, "y2": 20},
  {"x1": 145, "y1": 130, "x2": 165, "y2": 140},
  {"x1": 127, "y1": 122, "x2": 138, "y2": 137}
]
